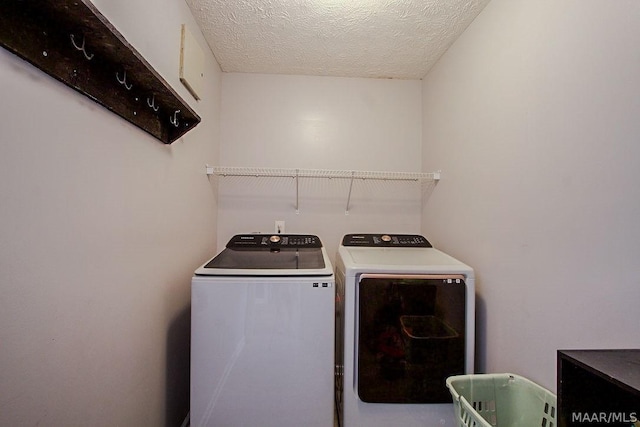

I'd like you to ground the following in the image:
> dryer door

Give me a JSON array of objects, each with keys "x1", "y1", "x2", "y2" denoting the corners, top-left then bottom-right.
[{"x1": 356, "y1": 274, "x2": 466, "y2": 403}]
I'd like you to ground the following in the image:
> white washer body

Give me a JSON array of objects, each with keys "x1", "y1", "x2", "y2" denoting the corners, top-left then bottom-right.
[
  {"x1": 335, "y1": 234, "x2": 475, "y2": 427},
  {"x1": 191, "y1": 234, "x2": 335, "y2": 427}
]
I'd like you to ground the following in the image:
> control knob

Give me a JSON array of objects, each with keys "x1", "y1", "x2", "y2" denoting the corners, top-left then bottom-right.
[{"x1": 269, "y1": 235, "x2": 281, "y2": 243}]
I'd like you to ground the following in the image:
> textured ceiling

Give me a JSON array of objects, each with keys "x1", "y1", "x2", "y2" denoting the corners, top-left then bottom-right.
[{"x1": 185, "y1": 0, "x2": 491, "y2": 79}]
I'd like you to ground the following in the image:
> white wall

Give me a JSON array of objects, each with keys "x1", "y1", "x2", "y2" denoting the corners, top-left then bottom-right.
[
  {"x1": 217, "y1": 73, "x2": 424, "y2": 258},
  {"x1": 421, "y1": 0, "x2": 640, "y2": 391},
  {"x1": 0, "y1": 1, "x2": 221, "y2": 425}
]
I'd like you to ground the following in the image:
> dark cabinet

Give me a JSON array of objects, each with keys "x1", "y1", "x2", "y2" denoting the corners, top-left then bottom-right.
[{"x1": 558, "y1": 350, "x2": 640, "y2": 427}]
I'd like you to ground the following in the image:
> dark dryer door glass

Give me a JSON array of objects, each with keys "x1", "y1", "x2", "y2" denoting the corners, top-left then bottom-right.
[{"x1": 357, "y1": 274, "x2": 466, "y2": 403}]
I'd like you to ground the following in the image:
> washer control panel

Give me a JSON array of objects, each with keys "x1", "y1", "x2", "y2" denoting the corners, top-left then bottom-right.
[
  {"x1": 227, "y1": 234, "x2": 323, "y2": 249},
  {"x1": 341, "y1": 233, "x2": 432, "y2": 247}
]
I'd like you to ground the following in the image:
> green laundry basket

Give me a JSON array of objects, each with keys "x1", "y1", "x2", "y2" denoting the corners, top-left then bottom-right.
[{"x1": 446, "y1": 373, "x2": 557, "y2": 427}]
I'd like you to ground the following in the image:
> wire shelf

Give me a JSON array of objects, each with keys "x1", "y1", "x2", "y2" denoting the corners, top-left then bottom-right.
[
  {"x1": 207, "y1": 166, "x2": 441, "y2": 214},
  {"x1": 210, "y1": 166, "x2": 440, "y2": 182}
]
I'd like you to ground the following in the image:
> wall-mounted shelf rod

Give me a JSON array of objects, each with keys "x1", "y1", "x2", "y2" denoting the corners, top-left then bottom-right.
[
  {"x1": 209, "y1": 166, "x2": 441, "y2": 182},
  {"x1": 208, "y1": 166, "x2": 441, "y2": 214}
]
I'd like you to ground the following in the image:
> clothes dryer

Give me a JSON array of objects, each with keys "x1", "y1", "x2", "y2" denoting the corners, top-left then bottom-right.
[
  {"x1": 335, "y1": 234, "x2": 474, "y2": 427},
  {"x1": 191, "y1": 234, "x2": 334, "y2": 427}
]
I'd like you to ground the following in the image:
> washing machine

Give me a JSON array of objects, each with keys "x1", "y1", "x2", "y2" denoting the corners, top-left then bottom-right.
[
  {"x1": 191, "y1": 234, "x2": 335, "y2": 427},
  {"x1": 335, "y1": 233, "x2": 475, "y2": 427}
]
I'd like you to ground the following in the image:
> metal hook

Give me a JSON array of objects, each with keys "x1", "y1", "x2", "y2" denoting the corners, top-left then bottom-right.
[
  {"x1": 116, "y1": 70, "x2": 133, "y2": 90},
  {"x1": 70, "y1": 34, "x2": 94, "y2": 60},
  {"x1": 169, "y1": 110, "x2": 181, "y2": 127},
  {"x1": 147, "y1": 95, "x2": 159, "y2": 112}
]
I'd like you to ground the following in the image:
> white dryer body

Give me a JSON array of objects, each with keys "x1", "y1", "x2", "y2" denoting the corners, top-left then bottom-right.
[{"x1": 335, "y1": 234, "x2": 475, "y2": 427}]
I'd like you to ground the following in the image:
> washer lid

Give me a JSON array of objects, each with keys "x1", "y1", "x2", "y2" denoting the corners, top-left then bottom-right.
[{"x1": 195, "y1": 234, "x2": 333, "y2": 276}]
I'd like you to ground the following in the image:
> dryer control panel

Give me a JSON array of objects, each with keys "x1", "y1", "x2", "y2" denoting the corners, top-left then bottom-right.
[{"x1": 341, "y1": 233, "x2": 432, "y2": 247}]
